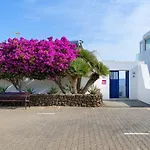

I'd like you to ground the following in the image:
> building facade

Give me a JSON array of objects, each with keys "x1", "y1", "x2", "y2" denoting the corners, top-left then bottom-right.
[
  {"x1": 137, "y1": 30, "x2": 150, "y2": 71},
  {"x1": 2, "y1": 60, "x2": 150, "y2": 104},
  {"x1": 1, "y1": 39, "x2": 150, "y2": 105}
]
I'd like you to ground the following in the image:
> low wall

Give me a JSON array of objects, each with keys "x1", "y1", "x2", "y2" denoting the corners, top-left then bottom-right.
[{"x1": 30, "y1": 94, "x2": 103, "y2": 107}]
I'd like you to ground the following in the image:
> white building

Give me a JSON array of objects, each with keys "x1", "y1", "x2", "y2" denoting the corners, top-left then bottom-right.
[
  {"x1": 94, "y1": 60, "x2": 150, "y2": 106},
  {"x1": 137, "y1": 30, "x2": 150, "y2": 71},
  {"x1": 1, "y1": 59, "x2": 150, "y2": 105},
  {"x1": 1, "y1": 39, "x2": 150, "y2": 105}
]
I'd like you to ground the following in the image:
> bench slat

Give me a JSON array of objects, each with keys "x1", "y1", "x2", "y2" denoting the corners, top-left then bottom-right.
[{"x1": 0, "y1": 92, "x2": 30, "y2": 109}]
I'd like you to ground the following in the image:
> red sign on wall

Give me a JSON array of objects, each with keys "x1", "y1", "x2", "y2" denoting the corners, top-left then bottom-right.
[{"x1": 102, "y1": 80, "x2": 106, "y2": 85}]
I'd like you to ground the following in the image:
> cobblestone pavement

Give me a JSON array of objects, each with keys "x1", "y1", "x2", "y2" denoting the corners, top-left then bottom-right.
[{"x1": 0, "y1": 106, "x2": 150, "y2": 150}]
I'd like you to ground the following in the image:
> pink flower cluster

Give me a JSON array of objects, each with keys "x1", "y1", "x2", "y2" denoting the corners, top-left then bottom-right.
[{"x1": 0, "y1": 37, "x2": 78, "y2": 79}]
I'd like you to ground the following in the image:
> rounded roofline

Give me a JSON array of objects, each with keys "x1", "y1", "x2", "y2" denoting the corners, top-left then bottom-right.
[{"x1": 143, "y1": 30, "x2": 150, "y2": 39}]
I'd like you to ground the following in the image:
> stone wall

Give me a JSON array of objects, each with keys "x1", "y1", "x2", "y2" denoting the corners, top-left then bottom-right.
[{"x1": 30, "y1": 94, "x2": 103, "y2": 107}]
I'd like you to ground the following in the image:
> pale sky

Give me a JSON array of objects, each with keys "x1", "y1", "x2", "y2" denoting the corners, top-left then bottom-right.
[{"x1": 1, "y1": 0, "x2": 150, "y2": 61}]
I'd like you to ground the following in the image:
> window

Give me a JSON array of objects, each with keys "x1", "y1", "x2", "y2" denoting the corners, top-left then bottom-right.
[
  {"x1": 140, "y1": 42, "x2": 143, "y2": 53},
  {"x1": 145, "y1": 38, "x2": 150, "y2": 50},
  {"x1": 110, "y1": 72, "x2": 118, "y2": 79}
]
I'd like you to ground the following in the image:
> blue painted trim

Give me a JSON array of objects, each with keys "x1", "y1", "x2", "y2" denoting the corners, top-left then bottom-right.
[
  {"x1": 126, "y1": 71, "x2": 129, "y2": 98},
  {"x1": 109, "y1": 71, "x2": 119, "y2": 98}
]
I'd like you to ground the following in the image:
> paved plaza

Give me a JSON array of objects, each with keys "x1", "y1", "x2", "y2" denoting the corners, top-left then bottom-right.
[{"x1": 0, "y1": 105, "x2": 150, "y2": 150}]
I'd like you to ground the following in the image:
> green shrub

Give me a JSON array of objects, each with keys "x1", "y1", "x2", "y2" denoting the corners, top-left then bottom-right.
[
  {"x1": 25, "y1": 87, "x2": 35, "y2": 94},
  {"x1": 88, "y1": 85, "x2": 100, "y2": 95},
  {"x1": 0, "y1": 86, "x2": 8, "y2": 93},
  {"x1": 47, "y1": 87, "x2": 58, "y2": 94}
]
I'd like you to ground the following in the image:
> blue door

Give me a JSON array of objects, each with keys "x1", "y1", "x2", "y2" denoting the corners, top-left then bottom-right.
[
  {"x1": 125, "y1": 71, "x2": 129, "y2": 98},
  {"x1": 110, "y1": 71, "x2": 119, "y2": 98}
]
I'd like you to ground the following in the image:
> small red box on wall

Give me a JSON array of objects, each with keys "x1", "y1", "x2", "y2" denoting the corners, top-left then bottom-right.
[{"x1": 102, "y1": 80, "x2": 106, "y2": 85}]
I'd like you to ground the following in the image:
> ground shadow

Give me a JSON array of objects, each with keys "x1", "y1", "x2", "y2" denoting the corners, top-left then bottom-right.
[
  {"x1": 0, "y1": 104, "x2": 26, "y2": 110},
  {"x1": 120, "y1": 100, "x2": 150, "y2": 107},
  {"x1": 103, "y1": 99, "x2": 150, "y2": 107},
  {"x1": 0, "y1": 107, "x2": 17, "y2": 110}
]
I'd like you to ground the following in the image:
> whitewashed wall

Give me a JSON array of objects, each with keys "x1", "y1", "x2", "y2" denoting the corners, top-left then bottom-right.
[
  {"x1": 0, "y1": 78, "x2": 70, "y2": 94},
  {"x1": 97, "y1": 61, "x2": 150, "y2": 103},
  {"x1": 136, "y1": 63, "x2": 150, "y2": 104},
  {"x1": 1, "y1": 60, "x2": 150, "y2": 104},
  {"x1": 124, "y1": 62, "x2": 150, "y2": 104},
  {"x1": 103, "y1": 60, "x2": 143, "y2": 70},
  {"x1": 94, "y1": 76, "x2": 109, "y2": 99},
  {"x1": 0, "y1": 76, "x2": 94, "y2": 94},
  {"x1": 138, "y1": 50, "x2": 150, "y2": 72},
  {"x1": 100, "y1": 61, "x2": 144, "y2": 99},
  {"x1": 129, "y1": 66, "x2": 138, "y2": 99}
]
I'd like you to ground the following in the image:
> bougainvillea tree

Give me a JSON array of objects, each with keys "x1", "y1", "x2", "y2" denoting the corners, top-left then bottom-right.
[{"x1": 0, "y1": 37, "x2": 78, "y2": 91}]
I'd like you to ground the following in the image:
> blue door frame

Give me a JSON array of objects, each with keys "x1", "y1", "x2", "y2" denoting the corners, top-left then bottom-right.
[
  {"x1": 125, "y1": 71, "x2": 129, "y2": 98},
  {"x1": 109, "y1": 70, "x2": 129, "y2": 98},
  {"x1": 109, "y1": 71, "x2": 119, "y2": 98}
]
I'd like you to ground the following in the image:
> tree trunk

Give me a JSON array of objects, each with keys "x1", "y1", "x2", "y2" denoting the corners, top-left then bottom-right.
[
  {"x1": 9, "y1": 78, "x2": 24, "y2": 92},
  {"x1": 66, "y1": 73, "x2": 78, "y2": 94},
  {"x1": 81, "y1": 73, "x2": 99, "y2": 94},
  {"x1": 70, "y1": 77, "x2": 78, "y2": 94},
  {"x1": 54, "y1": 77, "x2": 66, "y2": 94},
  {"x1": 77, "y1": 77, "x2": 81, "y2": 93},
  {"x1": 17, "y1": 79, "x2": 24, "y2": 92}
]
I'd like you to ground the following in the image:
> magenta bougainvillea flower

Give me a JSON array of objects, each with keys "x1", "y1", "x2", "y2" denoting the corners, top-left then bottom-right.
[{"x1": 0, "y1": 37, "x2": 78, "y2": 79}]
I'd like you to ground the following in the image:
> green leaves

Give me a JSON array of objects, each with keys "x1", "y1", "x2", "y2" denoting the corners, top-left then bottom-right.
[
  {"x1": 0, "y1": 86, "x2": 8, "y2": 93},
  {"x1": 25, "y1": 87, "x2": 35, "y2": 94},
  {"x1": 47, "y1": 86, "x2": 58, "y2": 94},
  {"x1": 67, "y1": 48, "x2": 110, "y2": 94},
  {"x1": 95, "y1": 62, "x2": 110, "y2": 76},
  {"x1": 68, "y1": 58, "x2": 91, "y2": 77},
  {"x1": 79, "y1": 49, "x2": 109, "y2": 76},
  {"x1": 88, "y1": 85, "x2": 100, "y2": 95},
  {"x1": 79, "y1": 49, "x2": 98, "y2": 69}
]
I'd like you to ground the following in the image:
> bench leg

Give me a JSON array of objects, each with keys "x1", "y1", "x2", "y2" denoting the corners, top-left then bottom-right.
[
  {"x1": 11, "y1": 102, "x2": 13, "y2": 109},
  {"x1": 28, "y1": 101, "x2": 31, "y2": 108},
  {"x1": 25, "y1": 101, "x2": 27, "y2": 109},
  {"x1": 25, "y1": 101, "x2": 30, "y2": 109},
  {"x1": 14, "y1": 101, "x2": 15, "y2": 108}
]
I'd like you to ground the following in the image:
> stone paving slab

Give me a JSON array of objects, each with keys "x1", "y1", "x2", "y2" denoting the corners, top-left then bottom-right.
[{"x1": 0, "y1": 106, "x2": 150, "y2": 150}]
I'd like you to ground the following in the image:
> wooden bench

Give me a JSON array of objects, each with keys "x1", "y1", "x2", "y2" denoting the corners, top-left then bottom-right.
[{"x1": 0, "y1": 92, "x2": 30, "y2": 109}]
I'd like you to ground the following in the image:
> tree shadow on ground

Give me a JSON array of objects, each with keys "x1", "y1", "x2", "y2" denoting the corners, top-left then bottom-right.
[
  {"x1": 103, "y1": 99, "x2": 150, "y2": 108},
  {"x1": 120, "y1": 100, "x2": 150, "y2": 107}
]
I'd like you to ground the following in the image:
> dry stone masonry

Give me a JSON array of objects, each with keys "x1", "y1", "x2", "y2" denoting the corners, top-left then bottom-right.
[{"x1": 30, "y1": 94, "x2": 103, "y2": 107}]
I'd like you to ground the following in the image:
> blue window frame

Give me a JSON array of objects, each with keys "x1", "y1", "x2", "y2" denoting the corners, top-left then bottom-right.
[
  {"x1": 110, "y1": 71, "x2": 118, "y2": 79},
  {"x1": 145, "y1": 38, "x2": 150, "y2": 50},
  {"x1": 140, "y1": 42, "x2": 143, "y2": 53}
]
